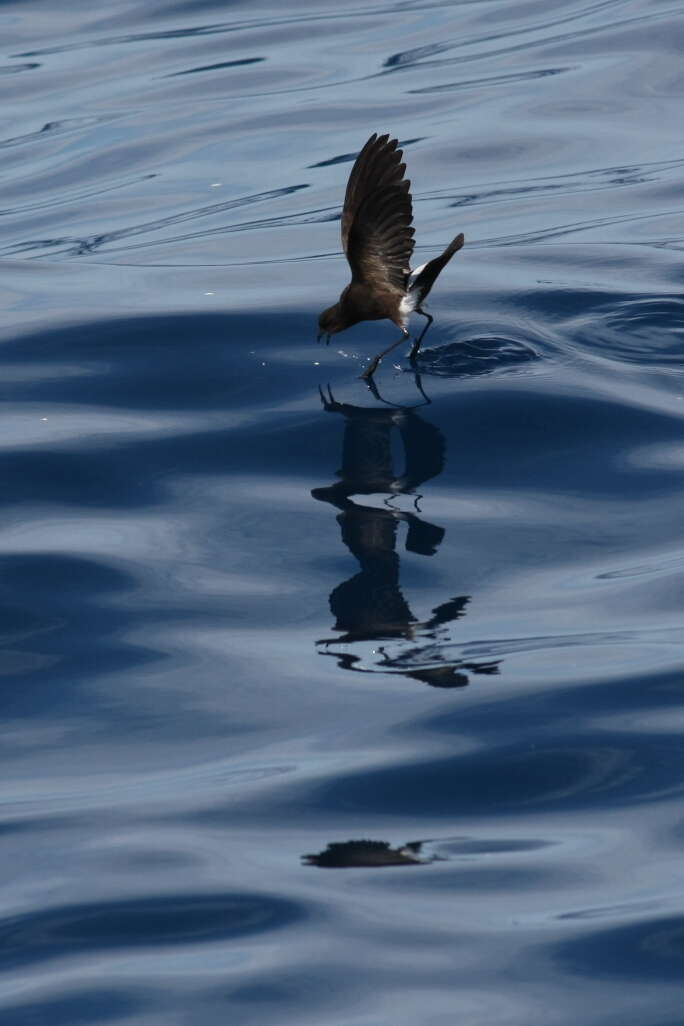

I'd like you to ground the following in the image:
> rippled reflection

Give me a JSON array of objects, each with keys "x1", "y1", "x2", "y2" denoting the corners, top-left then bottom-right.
[
  {"x1": 313, "y1": 383, "x2": 499, "y2": 687},
  {"x1": 303, "y1": 838, "x2": 433, "y2": 868}
]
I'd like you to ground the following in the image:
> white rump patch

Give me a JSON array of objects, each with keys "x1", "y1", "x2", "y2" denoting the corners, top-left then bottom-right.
[
  {"x1": 408, "y1": 262, "x2": 427, "y2": 287},
  {"x1": 399, "y1": 262, "x2": 429, "y2": 322},
  {"x1": 399, "y1": 291, "x2": 417, "y2": 320}
]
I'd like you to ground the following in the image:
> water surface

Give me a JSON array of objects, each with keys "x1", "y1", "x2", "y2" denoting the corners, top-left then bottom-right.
[{"x1": 2, "y1": 0, "x2": 684, "y2": 1022}]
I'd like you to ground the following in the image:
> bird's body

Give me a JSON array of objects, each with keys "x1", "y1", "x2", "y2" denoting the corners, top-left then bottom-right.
[{"x1": 318, "y1": 132, "x2": 464, "y2": 377}]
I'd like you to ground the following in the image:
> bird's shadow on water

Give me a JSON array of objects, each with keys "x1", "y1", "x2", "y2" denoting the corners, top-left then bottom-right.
[{"x1": 312, "y1": 376, "x2": 500, "y2": 688}]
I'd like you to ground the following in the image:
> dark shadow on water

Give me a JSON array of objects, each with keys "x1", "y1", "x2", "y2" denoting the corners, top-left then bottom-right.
[
  {"x1": 0, "y1": 990, "x2": 139, "y2": 1026},
  {"x1": 0, "y1": 892, "x2": 303, "y2": 970},
  {"x1": 0, "y1": 553, "x2": 158, "y2": 719},
  {"x1": 312, "y1": 381, "x2": 500, "y2": 687},
  {"x1": 555, "y1": 913, "x2": 684, "y2": 982}
]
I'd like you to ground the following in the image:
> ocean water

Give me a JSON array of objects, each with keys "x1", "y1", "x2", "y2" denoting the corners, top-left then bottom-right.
[{"x1": 2, "y1": 0, "x2": 684, "y2": 1022}]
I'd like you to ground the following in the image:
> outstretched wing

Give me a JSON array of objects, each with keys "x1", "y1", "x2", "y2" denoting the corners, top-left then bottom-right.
[{"x1": 341, "y1": 133, "x2": 415, "y2": 292}]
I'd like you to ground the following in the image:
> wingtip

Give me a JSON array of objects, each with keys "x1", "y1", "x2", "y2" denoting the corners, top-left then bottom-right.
[{"x1": 373, "y1": 132, "x2": 400, "y2": 151}]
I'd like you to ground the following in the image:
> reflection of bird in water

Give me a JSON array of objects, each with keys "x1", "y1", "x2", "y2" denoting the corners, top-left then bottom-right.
[
  {"x1": 313, "y1": 384, "x2": 500, "y2": 687},
  {"x1": 317, "y1": 133, "x2": 464, "y2": 378},
  {"x1": 303, "y1": 838, "x2": 436, "y2": 868}
]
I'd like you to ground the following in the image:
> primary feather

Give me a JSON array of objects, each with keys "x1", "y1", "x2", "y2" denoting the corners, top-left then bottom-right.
[{"x1": 342, "y1": 133, "x2": 415, "y2": 295}]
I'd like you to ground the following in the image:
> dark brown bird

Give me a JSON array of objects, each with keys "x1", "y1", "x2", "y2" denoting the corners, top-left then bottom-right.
[{"x1": 318, "y1": 132, "x2": 464, "y2": 378}]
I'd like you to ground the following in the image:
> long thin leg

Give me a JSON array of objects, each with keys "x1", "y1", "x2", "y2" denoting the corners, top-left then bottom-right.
[
  {"x1": 367, "y1": 372, "x2": 431, "y2": 408},
  {"x1": 361, "y1": 327, "x2": 410, "y2": 380},
  {"x1": 412, "y1": 370, "x2": 431, "y2": 406},
  {"x1": 409, "y1": 309, "x2": 433, "y2": 361},
  {"x1": 365, "y1": 376, "x2": 384, "y2": 402}
]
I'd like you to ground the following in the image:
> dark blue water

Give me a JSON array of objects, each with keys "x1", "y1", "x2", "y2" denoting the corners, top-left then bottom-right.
[{"x1": 2, "y1": 0, "x2": 684, "y2": 1022}]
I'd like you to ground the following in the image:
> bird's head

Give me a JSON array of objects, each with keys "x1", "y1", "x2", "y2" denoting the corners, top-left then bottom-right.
[{"x1": 317, "y1": 303, "x2": 347, "y2": 341}]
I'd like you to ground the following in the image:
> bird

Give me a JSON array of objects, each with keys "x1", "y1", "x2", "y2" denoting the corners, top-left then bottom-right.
[{"x1": 318, "y1": 132, "x2": 464, "y2": 379}]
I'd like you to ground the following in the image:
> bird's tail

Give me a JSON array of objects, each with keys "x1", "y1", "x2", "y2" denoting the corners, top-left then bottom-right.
[{"x1": 410, "y1": 232, "x2": 465, "y2": 299}]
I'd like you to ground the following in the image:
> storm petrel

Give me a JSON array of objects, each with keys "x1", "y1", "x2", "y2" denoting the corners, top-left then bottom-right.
[{"x1": 318, "y1": 132, "x2": 464, "y2": 379}]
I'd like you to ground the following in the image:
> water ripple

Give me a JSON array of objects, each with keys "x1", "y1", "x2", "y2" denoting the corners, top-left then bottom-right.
[
  {"x1": 3, "y1": 0, "x2": 684, "y2": 1021},
  {"x1": 0, "y1": 893, "x2": 304, "y2": 969},
  {"x1": 165, "y1": 56, "x2": 266, "y2": 77},
  {"x1": 566, "y1": 295, "x2": 684, "y2": 366},
  {"x1": 0, "y1": 185, "x2": 310, "y2": 258},
  {"x1": 415, "y1": 336, "x2": 539, "y2": 377}
]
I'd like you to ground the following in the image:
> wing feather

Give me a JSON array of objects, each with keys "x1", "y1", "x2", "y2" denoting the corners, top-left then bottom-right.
[{"x1": 341, "y1": 134, "x2": 415, "y2": 293}]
